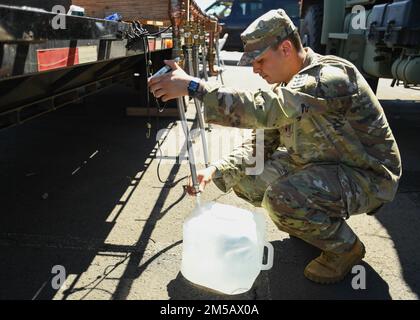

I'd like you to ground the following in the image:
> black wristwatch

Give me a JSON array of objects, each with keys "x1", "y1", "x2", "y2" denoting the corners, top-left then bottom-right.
[{"x1": 187, "y1": 79, "x2": 201, "y2": 97}]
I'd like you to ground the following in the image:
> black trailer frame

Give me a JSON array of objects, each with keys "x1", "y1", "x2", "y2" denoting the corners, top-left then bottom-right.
[{"x1": 0, "y1": 4, "x2": 171, "y2": 130}]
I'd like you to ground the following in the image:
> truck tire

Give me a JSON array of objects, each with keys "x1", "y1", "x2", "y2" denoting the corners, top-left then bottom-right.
[{"x1": 300, "y1": 4, "x2": 325, "y2": 54}]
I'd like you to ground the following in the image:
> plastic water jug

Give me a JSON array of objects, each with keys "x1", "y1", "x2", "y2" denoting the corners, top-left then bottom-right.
[{"x1": 181, "y1": 201, "x2": 274, "y2": 295}]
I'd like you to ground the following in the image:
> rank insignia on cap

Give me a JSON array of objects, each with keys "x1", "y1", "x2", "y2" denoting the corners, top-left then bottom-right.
[{"x1": 290, "y1": 74, "x2": 309, "y2": 89}]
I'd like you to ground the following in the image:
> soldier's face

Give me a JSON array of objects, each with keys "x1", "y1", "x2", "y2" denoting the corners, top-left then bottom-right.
[{"x1": 252, "y1": 41, "x2": 295, "y2": 84}]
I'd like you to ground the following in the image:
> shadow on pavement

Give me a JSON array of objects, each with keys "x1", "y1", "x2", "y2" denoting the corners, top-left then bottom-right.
[
  {"x1": 167, "y1": 272, "x2": 269, "y2": 300},
  {"x1": 167, "y1": 238, "x2": 391, "y2": 300},
  {"x1": 267, "y1": 239, "x2": 391, "y2": 299},
  {"x1": 374, "y1": 101, "x2": 420, "y2": 298},
  {"x1": 0, "y1": 84, "x2": 175, "y2": 299}
]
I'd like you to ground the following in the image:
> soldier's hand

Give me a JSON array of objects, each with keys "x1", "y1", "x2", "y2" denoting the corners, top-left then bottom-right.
[
  {"x1": 148, "y1": 60, "x2": 193, "y2": 102},
  {"x1": 185, "y1": 166, "x2": 217, "y2": 196}
]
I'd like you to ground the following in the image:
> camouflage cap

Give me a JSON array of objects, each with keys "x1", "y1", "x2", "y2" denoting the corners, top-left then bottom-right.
[{"x1": 238, "y1": 9, "x2": 297, "y2": 66}]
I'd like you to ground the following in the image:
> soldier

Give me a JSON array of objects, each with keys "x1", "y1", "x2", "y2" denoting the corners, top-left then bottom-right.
[{"x1": 148, "y1": 9, "x2": 402, "y2": 284}]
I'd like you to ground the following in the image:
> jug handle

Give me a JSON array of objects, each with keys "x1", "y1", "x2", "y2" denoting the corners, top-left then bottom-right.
[{"x1": 261, "y1": 242, "x2": 274, "y2": 271}]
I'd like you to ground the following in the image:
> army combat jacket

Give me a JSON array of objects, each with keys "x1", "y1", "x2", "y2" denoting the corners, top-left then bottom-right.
[{"x1": 197, "y1": 48, "x2": 402, "y2": 204}]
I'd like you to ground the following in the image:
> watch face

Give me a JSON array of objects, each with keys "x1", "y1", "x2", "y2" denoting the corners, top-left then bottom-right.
[
  {"x1": 188, "y1": 80, "x2": 199, "y2": 95},
  {"x1": 191, "y1": 81, "x2": 198, "y2": 90}
]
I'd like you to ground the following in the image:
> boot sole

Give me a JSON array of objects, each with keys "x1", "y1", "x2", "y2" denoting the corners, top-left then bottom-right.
[{"x1": 304, "y1": 243, "x2": 366, "y2": 285}]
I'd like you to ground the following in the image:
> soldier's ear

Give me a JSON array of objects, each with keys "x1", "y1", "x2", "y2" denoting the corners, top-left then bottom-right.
[{"x1": 281, "y1": 40, "x2": 293, "y2": 57}]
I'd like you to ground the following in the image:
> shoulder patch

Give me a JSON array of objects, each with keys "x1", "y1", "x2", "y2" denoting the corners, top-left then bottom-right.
[{"x1": 290, "y1": 73, "x2": 309, "y2": 89}]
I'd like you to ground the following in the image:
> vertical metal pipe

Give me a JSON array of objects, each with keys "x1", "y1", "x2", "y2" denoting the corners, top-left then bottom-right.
[
  {"x1": 177, "y1": 97, "x2": 200, "y2": 193},
  {"x1": 215, "y1": 35, "x2": 224, "y2": 85},
  {"x1": 185, "y1": 47, "x2": 210, "y2": 167},
  {"x1": 201, "y1": 43, "x2": 208, "y2": 81},
  {"x1": 193, "y1": 46, "x2": 200, "y2": 78},
  {"x1": 168, "y1": 0, "x2": 213, "y2": 194}
]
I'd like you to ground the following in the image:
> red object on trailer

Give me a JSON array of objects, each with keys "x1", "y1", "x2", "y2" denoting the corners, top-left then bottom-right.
[{"x1": 37, "y1": 48, "x2": 80, "y2": 72}]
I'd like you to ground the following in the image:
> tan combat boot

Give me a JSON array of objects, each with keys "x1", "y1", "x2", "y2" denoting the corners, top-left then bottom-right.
[{"x1": 304, "y1": 238, "x2": 366, "y2": 284}]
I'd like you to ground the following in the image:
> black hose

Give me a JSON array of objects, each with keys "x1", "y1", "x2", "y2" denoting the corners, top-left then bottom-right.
[{"x1": 148, "y1": 26, "x2": 172, "y2": 37}]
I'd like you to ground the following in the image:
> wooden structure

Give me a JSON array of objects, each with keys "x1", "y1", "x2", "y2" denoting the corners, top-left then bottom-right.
[
  {"x1": 73, "y1": 0, "x2": 221, "y2": 74},
  {"x1": 73, "y1": 0, "x2": 172, "y2": 25}
]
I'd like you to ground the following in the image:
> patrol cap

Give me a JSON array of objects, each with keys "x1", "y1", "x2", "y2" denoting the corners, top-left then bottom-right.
[{"x1": 238, "y1": 9, "x2": 297, "y2": 66}]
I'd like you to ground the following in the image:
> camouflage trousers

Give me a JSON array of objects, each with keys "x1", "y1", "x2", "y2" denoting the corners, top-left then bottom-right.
[{"x1": 224, "y1": 150, "x2": 383, "y2": 254}]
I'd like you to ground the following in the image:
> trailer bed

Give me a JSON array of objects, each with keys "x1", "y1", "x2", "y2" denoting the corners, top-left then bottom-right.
[{"x1": 0, "y1": 4, "x2": 172, "y2": 130}]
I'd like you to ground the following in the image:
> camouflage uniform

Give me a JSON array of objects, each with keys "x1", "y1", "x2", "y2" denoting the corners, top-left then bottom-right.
[{"x1": 195, "y1": 9, "x2": 402, "y2": 254}]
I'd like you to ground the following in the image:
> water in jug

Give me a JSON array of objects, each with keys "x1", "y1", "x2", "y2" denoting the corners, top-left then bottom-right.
[{"x1": 181, "y1": 201, "x2": 274, "y2": 295}]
